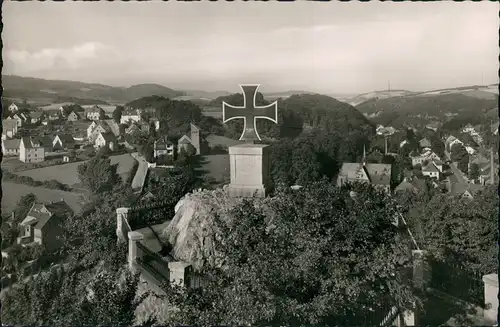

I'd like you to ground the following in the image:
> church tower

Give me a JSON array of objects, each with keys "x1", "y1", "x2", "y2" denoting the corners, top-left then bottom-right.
[{"x1": 190, "y1": 123, "x2": 201, "y2": 155}]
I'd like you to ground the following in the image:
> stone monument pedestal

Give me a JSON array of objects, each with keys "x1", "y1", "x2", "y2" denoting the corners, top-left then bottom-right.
[{"x1": 226, "y1": 143, "x2": 270, "y2": 198}]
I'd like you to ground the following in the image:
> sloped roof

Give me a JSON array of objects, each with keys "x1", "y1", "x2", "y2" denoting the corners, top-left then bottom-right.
[
  {"x1": 85, "y1": 105, "x2": 102, "y2": 113},
  {"x1": 2, "y1": 138, "x2": 20, "y2": 149},
  {"x1": 394, "y1": 179, "x2": 418, "y2": 193},
  {"x1": 37, "y1": 135, "x2": 54, "y2": 147},
  {"x1": 364, "y1": 163, "x2": 391, "y2": 186},
  {"x1": 448, "y1": 182, "x2": 484, "y2": 197},
  {"x1": 55, "y1": 134, "x2": 75, "y2": 144},
  {"x1": 30, "y1": 111, "x2": 44, "y2": 119},
  {"x1": 103, "y1": 119, "x2": 120, "y2": 136},
  {"x1": 422, "y1": 162, "x2": 439, "y2": 173},
  {"x1": 100, "y1": 131, "x2": 116, "y2": 142},
  {"x1": 419, "y1": 138, "x2": 431, "y2": 147},
  {"x1": 155, "y1": 136, "x2": 173, "y2": 149},
  {"x1": 21, "y1": 137, "x2": 33, "y2": 149},
  {"x1": 178, "y1": 135, "x2": 192, "y2": 145}
]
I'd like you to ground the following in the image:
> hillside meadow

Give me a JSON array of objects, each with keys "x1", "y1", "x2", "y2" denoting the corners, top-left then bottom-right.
[
  {"x1": 15, "y1": 153, "x2": 136, "y2": 186},
  {"x1": 2, "y1": 182, "x2": 85, "y2": 214}
]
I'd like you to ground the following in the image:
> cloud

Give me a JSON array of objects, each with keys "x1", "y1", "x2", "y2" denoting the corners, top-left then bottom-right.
[{"x1": 4, "y1": 42, "x2": 116, "y2": 73}]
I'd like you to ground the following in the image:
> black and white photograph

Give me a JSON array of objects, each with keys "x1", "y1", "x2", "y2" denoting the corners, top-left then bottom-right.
[{"x1": 1, "y1": 1, "x2": 498, "y2": 326}]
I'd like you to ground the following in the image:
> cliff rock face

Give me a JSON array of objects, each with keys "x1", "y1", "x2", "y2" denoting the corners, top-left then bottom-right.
[
  {"x1": 162, "y1": 188, "x2": 275, "y2": 270},
  {"x1": 162, "y1": 189, "x2": 242, "y2": 270}
]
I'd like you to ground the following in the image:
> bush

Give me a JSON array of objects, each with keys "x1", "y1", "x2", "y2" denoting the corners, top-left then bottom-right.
[{"x1": 3, "y1": 172, "x2": 72, "y2": 191}]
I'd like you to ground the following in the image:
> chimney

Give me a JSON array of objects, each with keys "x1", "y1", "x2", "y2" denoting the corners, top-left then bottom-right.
[
  {"x1": 385, "y1": 136, "x2": 388, "y2": 155},
  {"x1": 362, "y1": 145, "x2": 366, "y2": 166}
]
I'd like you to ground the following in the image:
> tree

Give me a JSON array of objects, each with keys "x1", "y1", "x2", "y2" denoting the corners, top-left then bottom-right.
[
  {"x1": 406, "y1": 186, "x2": 497, "y2": 274},
  {"x1": 161, "y1": 180, "x2": 417, "y2": 326},
  {"x1": 113, "y1": 106, "x2": 124, "y2": 124},
  {"x1": 450, "y1": 143, "x2": 468, "y2": 162},
  {"x1": 1, "y1": 263, "x2": 144, "y2": 326},
  {"x1": 457, "y1": 155, "x2": 469, "y2": 175},
  {"x1": 77, "y1": 156, "x2": 120, "y2": 194},
  {"x1": 469, "y1": 163, "x2": 480, "y2": 181}
]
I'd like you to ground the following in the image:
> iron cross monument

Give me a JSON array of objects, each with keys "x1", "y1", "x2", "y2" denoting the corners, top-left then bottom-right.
[{"x1": 222, "y1": 84, "x2": 278, "y2": 142}]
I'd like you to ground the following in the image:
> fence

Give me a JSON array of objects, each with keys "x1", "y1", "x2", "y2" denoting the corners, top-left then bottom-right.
[
  {"x1": 429, "y1": 258, "x2": 484, "y2": 306},
  {"x1": 136, "y1": 242, "x2": 170, "y2": 284},
  {"x1": 128, "y1": 200, "x2": 176, "y2": 230}
]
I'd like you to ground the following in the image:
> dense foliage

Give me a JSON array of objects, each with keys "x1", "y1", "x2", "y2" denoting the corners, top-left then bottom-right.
[
  {"x1": 161, "y1": 181, "x2": 417, "y2": 326},
  {"x1": 77, "y1": 154, "x2": 120, "y2": 194},
  {"x1": 3, "y1": 171, "x2": 71, "y2": 191}
]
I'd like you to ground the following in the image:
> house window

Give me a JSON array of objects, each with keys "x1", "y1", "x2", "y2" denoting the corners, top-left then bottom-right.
[{"x1": 25, "y1": 225, "x2": 30, "y2": 235}]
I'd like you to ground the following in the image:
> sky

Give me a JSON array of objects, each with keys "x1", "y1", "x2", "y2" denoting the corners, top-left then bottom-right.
[{"x1": 3, "y1": 1, "x2": 499, "y2": 94}]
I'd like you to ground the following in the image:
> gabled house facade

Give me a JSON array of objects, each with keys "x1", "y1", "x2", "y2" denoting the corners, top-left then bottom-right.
[
  {"x1": 67, "y1": 111, "x2": 80, "y2": 122},
  {"x1": 154, "y1": 135, "x2": 175, "y2": 157},
  {"x1": 421, "y1": 161, "x2": 440, "y2": 179},
  {"x1": 336, "y1": 162, "x2": 392, "y2": 193},
  {"x1": 17, "y1": 201, "x2": 73, "y2": 251},
  {"x1": 2, "y1": 138, "x2": 21, "y2": 156},
  {"x1": 95, "y1": 131, "x2": 116, "y2": 151},
  {"x1": 53, "y1": 134, "x2": 75, "y2": 151},
  {"x1": 2, "y1": 120, "x2": 19, "y2": 140},
  {"x1": 87, "y1": 121, "x2": 110, "y2": 143},
  {"x1": 19, "y1": 137, "x2": 45, "y2": 163},
  {"x1": 8, "y1": 103, "x2": 19, "y2": 113},
  {"x1": 85, "y1": 106, "x2": 104, "y2": 121}
]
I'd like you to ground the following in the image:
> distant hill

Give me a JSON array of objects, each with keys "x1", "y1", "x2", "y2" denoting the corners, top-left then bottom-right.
[
  {"x1": 347, "y1": 90, "x2": 415, "y2": 106},
  {"x1": 181, "y1": 90, "x2": 231, "y2": 100},
  {"x1": 263, "y1": 90, "x2": 318, "y2": 100},
  {"x1": 2, "y1": 75, "x2": 184, "y2": 104},
  {"x1": 355, "y1": 90, "x2": 498, "y2": 128}
]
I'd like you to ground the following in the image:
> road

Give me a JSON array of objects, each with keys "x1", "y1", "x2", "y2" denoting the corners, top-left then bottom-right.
[
  {"x1": 444, "y1": 150, "x2": 468, "y2": 184},
  {"x1": 130, "y1": 152, "x2": 148, "y2": 191}
]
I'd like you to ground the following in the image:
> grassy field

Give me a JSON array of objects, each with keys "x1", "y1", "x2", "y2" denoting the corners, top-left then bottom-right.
[
  {"x1": 2, "y1": 182, "x2": 85, "y2": 214},
  {"x1": 15, "y1": 153, "x2": 136, "y2": 186},
  {"x1": 199, "y1": 154, "x2": 231, "y2": 187}
]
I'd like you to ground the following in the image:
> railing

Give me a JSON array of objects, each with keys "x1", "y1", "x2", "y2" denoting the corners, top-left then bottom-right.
[
  {"x1": 136, "y1": 242, "x2": 170, "y2": 283},
  {"x1": 429, "y1": 258, "x2": 484, "y2": 307},
  {"x1": 380, "y1": 306, "x2": 400, "y2": 326}
]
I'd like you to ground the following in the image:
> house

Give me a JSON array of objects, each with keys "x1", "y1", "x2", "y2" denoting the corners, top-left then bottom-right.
[
  {"x1": 445, "y1": 136, "x2": 463, "y2": 153},
  {"x1": 399, "y1": 140, "x2": 408, "y2": 148},
  {"x1": 19, "y1": 137, "x2": 45, "y2": 163},
  {"x1": 95, "y1": 131, "x2": 116, "y2": 151},
  {"x1": 425, "y1": 122, "x2": 439, "y2": 132},
  {"x1": 421, "y1": 161, "x2": 440, "y2": 179},
  {"x1": 2, "y1": 120, "x2": 18, "y2": 139},
  {"x1": 85, "y1": 106, "x2": 104, "y2": 121},
  {"x1": 433, "y1": 160, "x2": 444, "y2": 172},
  {"x1": 446, "y1": 180, "x2": 484, "y2": 199},
  {"x1": 418, "y1": 138, "x2": 432, "y2": 149},
  {"x1": 2, "y1": 138, "x2": 21, "y2": 156},
  {"x1": 394, "y1": 177, "x2": 420, "y2": 194},
  {"x1": 37, "y1": 135, "x2": 54, "y2": 152},
  {"x1": 16, "y1": 200, "x2": 73, "y2": 251},
  {"x1": 477, "y1": 149, "x2": 497, "y2": 186},
  {"x1": 30, "y1": 111, "x2": 44, "y2": 124},
  {"x1": 8, "y1": 103, "x2": 19, "y2": 113},
  {"x1": 154, "y1": 135, "x2": 175, "y2": 157},
  {"x1": 410, "y1": 149, "x2": 441, "y2": 167},
  {"x1": 120, "y1": 109, "x2": 142, "y2": 124},
  {"x1": 46, "y1": 110, "x2": 61, "y2": 121},
  {"x1": 67, "y1": 111, "x2": 80, "y2": 122},
  {"x1": 62, "y1": 155, "x2": 75, "y2": 163},
  {"x1": 7, "y1": 113, "x2": 27, "y2": 127},
  {"x1": 336, "y1": 160, "x2": 392, "y2": 193},
  {"x1": 41, "y1": 118, "x2": 50, "y2": 126},
  {"x1": 53, "y1": 134, "x2": 75, "y2": 151},
  {"x1": 125, "y1": 123, "x2": 141, "y2": 136},
  {"x1": 461, "y1": 124, "x2": 476, "y2": 134},
  {"x1": 177, "y1": 123, "x2": 201, "y2": 155},
  {"x1": 87, "y1": 120, "x2": 111, "y2": 143}
]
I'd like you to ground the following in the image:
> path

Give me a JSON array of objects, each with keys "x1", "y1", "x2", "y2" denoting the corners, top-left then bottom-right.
[
  {"x1": 130, "y1": 152, "x2": 149, "y2": 192},
  {"x1": 444, "y1": 150, "x2": 469, "y2": 184}
]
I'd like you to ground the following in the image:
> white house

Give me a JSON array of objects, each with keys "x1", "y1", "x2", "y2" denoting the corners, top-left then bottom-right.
[
  {"x1": 154, "y1": 136, "x2": 175, "y2": 157},
  {"x1": 19, "y1": 137, "x2": 45, "y2": 163},
  {"x1": 465, "y1": 146, "x2": 476, "y2": 155},
  {"x1": 422, "y1": 161, "x2": 440, "y2": 179},
  {"x1": 2, "y1": 138, "x2": 21, "y2": 156},
  {"x1": 2, "y1": 120, "x2": 18, "y2": 139},
  {"x1": 120, "y1": 109, "x2": 142, "y2": 124},
  {"x1": 94, "y1": 132, "x2": 116, "y2": 151},
  {"x1": 85, "y1": 106, "x2": 104, "y2": 121},
  {"x1": 445, "y1": 136, "x2": 463, "y2": 152},
  {"x1": 399, "y1": 140, "x2": 408, "y2": 148},
  {"x1": 87, "y1": 121, "x2": 109, "y2": 143},
  {"x1": 30, "y1": 112, "x2": 44, "y2": 124},
  {"x1": 8, "y1": 103, "x2": 19, "y2": 113}
]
